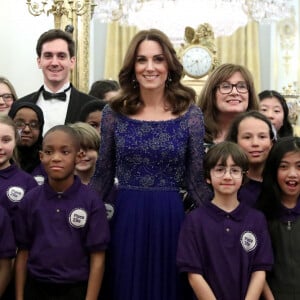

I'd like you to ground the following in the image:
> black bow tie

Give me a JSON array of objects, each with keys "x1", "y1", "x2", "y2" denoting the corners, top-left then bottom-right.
[{"x1": 42, "y1": 86, "x2": 71, "y2": 101}]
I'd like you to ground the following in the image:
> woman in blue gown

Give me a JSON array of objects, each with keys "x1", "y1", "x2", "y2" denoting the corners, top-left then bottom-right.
[{"x1": 91, "y1": 28, "x2": 208, "y2": 300}]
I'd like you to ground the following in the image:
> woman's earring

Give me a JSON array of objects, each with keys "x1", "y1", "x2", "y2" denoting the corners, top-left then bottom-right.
[
  {"x1": 132, "y1": 78, "x2": 138, "y2": 89},
  {"x1": 166, "y1": 74, "x2": 172, "y2": 87}
]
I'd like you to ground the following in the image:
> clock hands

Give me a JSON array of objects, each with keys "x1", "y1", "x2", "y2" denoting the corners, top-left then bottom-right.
[
  {"x1": 181, "y1": 45, "x2": 214, "y2": 78},
  {"x1": 186, "y1": 59, "x2": 209, "y2": 71}
]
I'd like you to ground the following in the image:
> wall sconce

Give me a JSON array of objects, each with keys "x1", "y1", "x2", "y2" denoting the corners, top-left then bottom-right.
[{"x1": 282, "y1": 82, "x2": 300, "y2": 126}]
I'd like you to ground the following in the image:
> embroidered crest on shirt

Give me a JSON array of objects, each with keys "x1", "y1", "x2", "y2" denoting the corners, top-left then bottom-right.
[
  {"x1": 240, "y1": 231, "x2": 257, "y2": 252},
  {"x1": 69, "y1": 208, "x2": 88, "y2": 228},
  {"x1": 6, "y1": 186, "x2": 25, "y2": 202}
]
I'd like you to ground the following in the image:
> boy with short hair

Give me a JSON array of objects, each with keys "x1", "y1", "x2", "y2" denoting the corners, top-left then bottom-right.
[
  {"x1": 177, "y1": 141, "x2": 273, "y2": 300},
  {"x1": 15, "y1": 125, "x2": 110, "y2": 300}
]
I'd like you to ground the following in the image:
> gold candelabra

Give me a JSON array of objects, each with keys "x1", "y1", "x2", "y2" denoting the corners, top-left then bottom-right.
[{"x1": 26, "y1": 0, "x2": 97, "y2": 19}]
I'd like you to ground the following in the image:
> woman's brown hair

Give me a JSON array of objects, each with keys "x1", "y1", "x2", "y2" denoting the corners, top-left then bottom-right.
[
  {"x1": 198, "y1": 63, "x2": 259, "y2": 143},
  {"x1": 111, "y1": 29, "x2": 196, "y2": 115}
]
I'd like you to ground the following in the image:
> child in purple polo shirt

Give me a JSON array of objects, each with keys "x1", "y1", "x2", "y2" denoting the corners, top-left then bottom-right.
[
  {"x1": 0, "y1": 115, "x2": 37, "y2": 220},
  {"x1": 177, "y1": 141, "x2": 273, "y2": 300},
  {"x1": 15, "y1": 125, "x2": 110, "y2": 300},
  {"x1": 0, "y1": 205, "x2": 16, "y2": 297},
  {"x1": 226, "y1": 111, "x2": 275, "y2": 207},
  {"x1": 0, "y1": 115, "x2": 37, "y2": 300}
]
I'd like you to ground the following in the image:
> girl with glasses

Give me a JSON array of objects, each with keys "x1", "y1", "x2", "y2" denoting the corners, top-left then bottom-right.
[
  {"x1": 8, "y1": 101, "x2": 47, "y2": 185},
  {"x1": 198, "y1": 63, "x2": 259, "y2": 149},
  {"x1": 177, "y1": 141, "x2": 273, "y2": 300},
  {"x1": 0, "y1": 77, "x2": 17, "y2": 115}
]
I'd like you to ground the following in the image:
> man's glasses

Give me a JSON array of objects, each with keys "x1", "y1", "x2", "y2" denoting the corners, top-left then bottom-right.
[
  {"x1": 211, "y1": 166, "x2": 244, "y2": 179},
  {"x1": 217, "y1": 82, "x2": 248, "y2": 94},
  {"x1": 14, "y1": 120, "x2": 40, "y2": 130},
  {"x1": 0, "y1": 94, "x2": 14, "y2": 102}
]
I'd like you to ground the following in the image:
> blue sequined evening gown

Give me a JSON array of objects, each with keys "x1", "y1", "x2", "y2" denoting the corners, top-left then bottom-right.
[{"x1": 91, "y1": 104, "x2": 207, "y2": 300}]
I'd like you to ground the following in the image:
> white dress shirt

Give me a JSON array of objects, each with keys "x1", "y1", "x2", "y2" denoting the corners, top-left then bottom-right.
[{"x1": 37, "y1": 83, "x2": 71, "y2": 134}]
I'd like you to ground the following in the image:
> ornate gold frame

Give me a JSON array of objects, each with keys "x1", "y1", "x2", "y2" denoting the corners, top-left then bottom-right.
[
  {"x1": 69, "y1": 10, "x2": 91, "y2": 93},
  {"x1": 57, "y1": 2, "x2": 92, "y2": 93}
]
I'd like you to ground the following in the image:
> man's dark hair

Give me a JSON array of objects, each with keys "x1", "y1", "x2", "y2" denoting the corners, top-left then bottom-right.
[{"x1": 36, "y1": 29, "x2": 75, "y2": 57}]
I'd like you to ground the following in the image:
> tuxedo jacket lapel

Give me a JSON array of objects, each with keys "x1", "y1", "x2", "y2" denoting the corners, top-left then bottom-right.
[
  {"x1": 65, "y1": 87, "x2": 81, "y2": 124},
  {"x1": 65, "y1": 87, "x2": 96, "y2": 124}
]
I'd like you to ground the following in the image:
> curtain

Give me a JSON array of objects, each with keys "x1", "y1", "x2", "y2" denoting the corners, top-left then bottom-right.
[
  {"x1": 216, "y1": 21, "x2": 261, "y2": 92},
  {"x1": 103, "y1": 21, "x2": 260, "y2": 91},
  {"x1": 103, "y1": 23, "x2": 138, "y2": 80}
]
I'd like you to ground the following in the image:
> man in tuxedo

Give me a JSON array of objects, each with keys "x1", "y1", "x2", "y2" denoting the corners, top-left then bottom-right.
[{"x1": 18, "y1": 29, "x2": 95, "y2": 133}]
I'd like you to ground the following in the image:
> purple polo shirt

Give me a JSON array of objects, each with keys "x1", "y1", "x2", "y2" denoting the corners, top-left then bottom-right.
[
  {"x1": 15, "y1": 176, "x2": 110, "y2": 284},
  {"x1": 238, "y1": 179, "x2": 262, "y2": 207},
  {"x1": 177, "y1": 201, "x2": 273, "y2": 300},
  {"x1": 0, "y1": 164, "x2": 37, "y2": 219},
  {"x1": 0, "y1": 206, "x2": 16, "y2": 258}
]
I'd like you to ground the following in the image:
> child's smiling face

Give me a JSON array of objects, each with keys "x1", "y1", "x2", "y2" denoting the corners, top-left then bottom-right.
[
  {"x1": 207, "y1": 155, "x2": 243, "y2": 197},
  {"x1": 277, "y1": 151, "x2": 300, "y2": 205}
]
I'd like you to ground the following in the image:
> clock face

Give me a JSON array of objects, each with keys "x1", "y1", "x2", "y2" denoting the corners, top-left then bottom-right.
[{"x1": 182, "y1": 46, "x2": 213, "y2": 78}]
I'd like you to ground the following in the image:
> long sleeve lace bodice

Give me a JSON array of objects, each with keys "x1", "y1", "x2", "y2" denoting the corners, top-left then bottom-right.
[{"x1": 90, "y1": 104, "x2": 208, "y2": 205}]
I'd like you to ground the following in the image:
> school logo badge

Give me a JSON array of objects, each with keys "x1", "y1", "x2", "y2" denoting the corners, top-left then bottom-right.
[
  {"x1": 69, "y1": 208, "x2": 88, "y2": 228},
  {"x1": 240, "y1": 231, "x2": 257, "y2": 252},
  {"x1": 34, "y1": 175, "x2": 45, "y2": 186},
  {"x1": 105, "y1": 203, "x2": 114, "y2": 220},
  {"x1": 6, "y1": 186, "x2": 25, "y2": 202}
]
